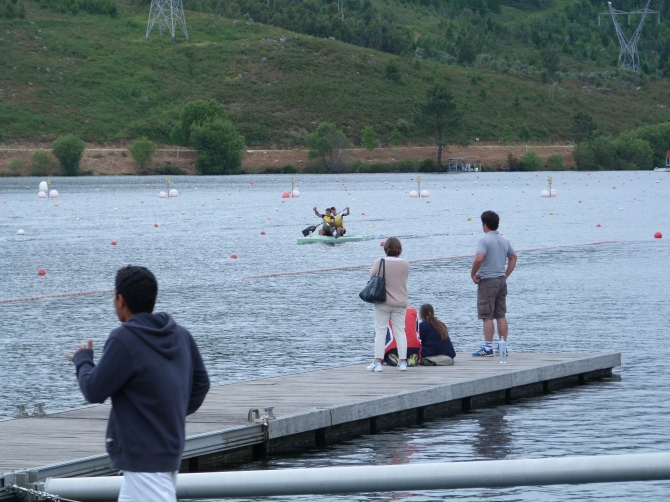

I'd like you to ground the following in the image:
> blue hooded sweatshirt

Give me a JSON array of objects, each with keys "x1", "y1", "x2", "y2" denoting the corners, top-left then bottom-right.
[{"x1": 73, "y1": 312, "x2": 210, "y2": 472}]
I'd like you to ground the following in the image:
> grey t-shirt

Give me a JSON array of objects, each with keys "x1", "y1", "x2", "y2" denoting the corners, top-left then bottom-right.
[{"x1": 475, "y1": 231, "x2": 515, "y2": 279}]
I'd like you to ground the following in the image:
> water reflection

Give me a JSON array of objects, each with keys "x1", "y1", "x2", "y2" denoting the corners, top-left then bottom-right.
[{"x1": 471, "y1": 408, "x2": 513, "y2": 460}]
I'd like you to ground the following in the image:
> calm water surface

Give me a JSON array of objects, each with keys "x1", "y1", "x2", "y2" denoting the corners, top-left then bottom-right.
[{"x1": 0, "y1": 171, "x2": 668, "y2": 500}]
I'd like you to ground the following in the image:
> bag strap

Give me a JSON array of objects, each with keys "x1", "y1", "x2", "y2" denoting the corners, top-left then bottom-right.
[{"x1": 378, "y1": 258, "x2": 385, "y2": 278}]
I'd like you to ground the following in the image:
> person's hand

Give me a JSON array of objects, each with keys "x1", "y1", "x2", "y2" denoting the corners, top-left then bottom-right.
[
  {"x1": 65, "y1": 339, "x2": 93, "y2": 361},
  {"x1": 471, "y1": 274, "x2": 480, "y2": 284}
]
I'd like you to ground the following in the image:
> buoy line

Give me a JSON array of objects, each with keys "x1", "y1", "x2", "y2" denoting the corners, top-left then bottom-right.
[
  {"x1": 0, "y1": 289, "x2": 114, "y2": 305},
  {"x1": 243, "y1": 241, "x2": 621, "y2": 279}
]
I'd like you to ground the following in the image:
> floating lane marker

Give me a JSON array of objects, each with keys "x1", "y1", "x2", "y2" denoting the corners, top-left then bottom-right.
[
  {"x1": 0, "y1": 289, "x2": 114, "y2": 304},
  {"x1": 243, "y1": 241, "x2": 621, "y2": 279}
]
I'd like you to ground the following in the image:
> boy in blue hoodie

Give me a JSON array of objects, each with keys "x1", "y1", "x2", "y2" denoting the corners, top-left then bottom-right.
[{"x1": 66, "y1": 265, "x2": 210, "y2": 501}]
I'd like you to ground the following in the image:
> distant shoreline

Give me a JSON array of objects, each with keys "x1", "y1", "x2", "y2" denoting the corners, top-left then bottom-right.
[{"x1": 0, "y1": 144, "x2": 576, "y2": 176}]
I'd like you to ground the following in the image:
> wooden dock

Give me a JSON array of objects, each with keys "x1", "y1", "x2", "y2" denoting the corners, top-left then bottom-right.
[{"x1": 0, "y1": 352, "x2": 619, "y2": 498}]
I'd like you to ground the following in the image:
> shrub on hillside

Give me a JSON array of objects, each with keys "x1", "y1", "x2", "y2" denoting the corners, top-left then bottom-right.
[
  {"x1": 396, "y1": 119, "x2": 410, "y2": 133},
  {"x1": 385, "y1": 61, "x2": 401, "y2": 83},
  {"x1": 38, "y1": 0, "x2": 117, "y2": 16},
  {"x1": 189, "y1": 119, "x2": 245, "y2": 175},
  {"x1": 545, "y1": 154, "x2": 565, "y2": 171},
  {"x1": 505, "y1": 153, "x2": 521, "y2": 171},
  {"x1": 128, "y1": 137, "x2": 156, "y2": 171},
  {"x1": 306, "y1": 122, "x2": 350, "y2": 173},
  {"x1": 419, "y1": 158, "x2": 436, "y2": 172},
  {"x1": 8, "y1": 158, "x2": 25, "y2": 176},
  {"x1": 2, "y1": 0, "x2": 26, "y2": 18},
  {"x1": 281, "y1": 164, "x2": 298, "y2": 174},
  {"x1": 361, "y1": 126, "x2": 379, "y2": 159},
  {"x1": 389, "y1": 128, "x2": 403, "y2": 145},
  {"x1": 520, "y1": 150, "x2": 543, "y2": 171},
  {"x1": 52, "y1": 134, "x2": 85, "y2": 176},
  {"x1": 31, "y1": 150, "x2": 55, "y2": 176},
  {"x1": 169, "y1": 124, "x2": 187, "y2": 146},
  {"x1": 180, "y1": 99, "x2": 228, "y2": 141},
  {"x1": 0, "y1": 130, "x2": 3, "y2": 142},
  {"x1": 263, "y1": 167, "x2": 281, "y2": 174},
  {"x1": 399, "y1": 158, "x2": 419, "y2": 172},
  {"x1": 613, "y1": 132, "x2": 653, "y2": 170}
]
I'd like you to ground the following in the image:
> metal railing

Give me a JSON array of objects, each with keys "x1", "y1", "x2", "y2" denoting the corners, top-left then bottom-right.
[{"x1": 39, "y1": 452, "x2": 670, "y2": 501}]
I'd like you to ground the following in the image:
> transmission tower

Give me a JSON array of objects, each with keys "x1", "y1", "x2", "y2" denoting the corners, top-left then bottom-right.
[
  {"x1": 598, "y1": 1, "x2": 659, "y2": 72},
  {"x1": 145, "y1": 0, "x2": 189, "y2": 43}
]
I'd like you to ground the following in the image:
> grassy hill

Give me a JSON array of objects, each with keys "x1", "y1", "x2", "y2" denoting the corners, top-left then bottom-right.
[{"x1": 0, "y1": 0, "x2": 669, "y2": 148}]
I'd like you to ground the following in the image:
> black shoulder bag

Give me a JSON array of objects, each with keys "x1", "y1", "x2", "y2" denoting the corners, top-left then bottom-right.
[{"x1": 359, "y1": 259, "x2": 387, "y2": 303}]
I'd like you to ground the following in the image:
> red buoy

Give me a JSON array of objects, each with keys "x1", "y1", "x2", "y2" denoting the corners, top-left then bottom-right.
[
  {"x1": 655, "y1": 232, "x2": 663, "y2": 239},
  {"x1": 231, "y1": 254, "x2": 237, "y2": 259},
  {"x1": 596, "y1": 224, "x2": 601, "y2": 228},
  {"x1": 579, "y1": 200, "x2": 582, "y2": 203},
  {"x1": 154, "y1": 223, "x2": 158, "y2": 228},
  {"x1": 281, "y1": 191, "x2": 290, "y2": 198},
  {"x1": 260, "y1": 231, "x2": 266, "y2": 235},
  {"x1": 361, "y1": 212, "x2": 366, "y2": 216},
  {"x1": 37, "y1": 268, "x2": 46, "y2": 276},
  {"x1": 111, "y1": 241, "x2": 117, "y2": 245},
  {"x1": 266, "y1": 217, "x2": 271, "y2": 220},
  {"x1": 380, "y1": 241, "x2": 386, "y2": 247}
]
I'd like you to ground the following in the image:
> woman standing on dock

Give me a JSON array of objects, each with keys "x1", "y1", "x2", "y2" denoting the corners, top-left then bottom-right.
[{"x1": 367, "y1": 237, "x2": 409, "y2": 372}]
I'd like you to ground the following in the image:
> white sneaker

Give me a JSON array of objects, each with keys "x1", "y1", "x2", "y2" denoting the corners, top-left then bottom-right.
[
  {"x1": 367, "y1": 362, "x2": 382, "y2": 372},
  {"x1": 398, "y1": 362, "x2": 408, "y2": 371}
]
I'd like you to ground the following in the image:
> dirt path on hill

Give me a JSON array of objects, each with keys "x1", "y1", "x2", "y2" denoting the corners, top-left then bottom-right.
[{"x1": 0, "y1": 144, "x2": 575, "y2": 175}]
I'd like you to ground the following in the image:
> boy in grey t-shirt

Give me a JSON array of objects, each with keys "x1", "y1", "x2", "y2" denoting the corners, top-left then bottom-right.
[{"x1": 470, "y1": 211, "x2": 517, "y2": 356}]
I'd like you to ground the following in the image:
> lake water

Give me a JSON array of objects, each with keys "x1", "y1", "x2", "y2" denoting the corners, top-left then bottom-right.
[{"x1": 0, "y1": 171, "x2": 668, "y2": 500}]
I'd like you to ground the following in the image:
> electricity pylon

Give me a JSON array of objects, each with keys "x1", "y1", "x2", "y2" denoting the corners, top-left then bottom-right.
[
  {"x1": 145, "y1": 0, "x2": 189, "y2": 43},
  {"x1": 598, "y1": 1, "x2": 659, "y2": 72}
]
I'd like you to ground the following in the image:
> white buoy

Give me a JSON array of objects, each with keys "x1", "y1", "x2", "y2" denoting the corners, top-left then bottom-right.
[
  {"x1": 17, "y1": 229, "x2": 25, "y2": 236},
  {"x1": 76, "y1": 217, "x2": 81, "y2": 221},
  {"x1": 292, "y1": 189, "x2": 301, "y2": 198},
  {"x1": 550, "y1": 189, "x2": 557, "y2": 196},
  {"x1": 159, "y1": 191, "x2": 167, "y2": 198},
  {"x1": 38, "y1": 191, "x2": 47, "y2": 199},
  {"x1": 39, "y1": 181, "x2": 48, "y2": 191},
  {"x1": 409, "y1": 190, "x2": 418, "y2": 198},
  {"x1": 114, "y1": 208, "x2": 118, "y2": 211},
  {"x1": 420, "y1": 189, "x2": 430, "y2": 198},
  {"x1": 169, "y1": 189, "x2": 179, "y2": 198},
  {"x1": 445, "y1": 207, "x2": 449, "y2": 210},
  {"x1": 49, "y1": 190, "x2": 59, "y2": 198},
  {"x1": 541, "y1": 190, "x2": 550, "y2": 197}
]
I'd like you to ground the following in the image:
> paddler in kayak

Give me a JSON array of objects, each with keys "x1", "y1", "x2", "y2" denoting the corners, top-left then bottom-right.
[
  {"x1": 312, "y1": 206, "x2": 336, "y2": 236},
  {"x1": 330, "y1": 206, "x2": 350, "y2": 237}
]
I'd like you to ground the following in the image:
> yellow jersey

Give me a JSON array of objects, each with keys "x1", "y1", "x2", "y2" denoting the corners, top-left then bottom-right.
[{"x1": 333, "y1": 215, "x2": 345, "y2": 228}]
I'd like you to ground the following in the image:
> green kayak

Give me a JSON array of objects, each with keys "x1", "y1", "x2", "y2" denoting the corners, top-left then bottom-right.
[{"x1": 297, "y1": 235, "x2": 372, "y2": 244}]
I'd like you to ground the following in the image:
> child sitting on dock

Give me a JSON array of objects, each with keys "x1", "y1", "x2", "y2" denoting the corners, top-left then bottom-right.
[
  {"x1": 384, "y1": 306, "x2": 421, "y2": 367},
  {"x1": 418, "y1": 304, "x2": 456, "y2": 366}
]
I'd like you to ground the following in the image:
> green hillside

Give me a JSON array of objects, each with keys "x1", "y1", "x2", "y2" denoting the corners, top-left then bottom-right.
[{"x1": 0, "y1": 0, "x2": 669, "y2": 147}]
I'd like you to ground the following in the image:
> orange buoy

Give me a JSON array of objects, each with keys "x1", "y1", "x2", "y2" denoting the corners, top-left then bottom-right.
[
  {"x1": 260, "y1": 231, "x2": 266, "y2": 235},
  {"x1": 596, "y1": 224, "x2": 601, "y2": 228},
  {"x1": 655, "y1": 232, "x2": 663, "y2": 239},
  {"x1": 281, "y1": 191, "x2": 290, "y2": 198},
  {"x1": 111, "y1": 241, "x2": 117, "y2": 245},
  {"x1": 38, "y1": 268, "x2": 46, "y2": 276},
  {"x1": 231, "y1": 254, "x2": 237, "y2": 259},
  {"x1": 380, "y1": 241, "x2": 386, "y2": 246},
  {"x1": 154, "y1": 223, "x2": 159, "y2": 228}
]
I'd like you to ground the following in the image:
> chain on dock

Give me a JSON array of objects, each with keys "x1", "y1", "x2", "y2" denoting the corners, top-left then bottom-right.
[{"x1": 8, "y1": 483, "x2": 81, "y2": 502}]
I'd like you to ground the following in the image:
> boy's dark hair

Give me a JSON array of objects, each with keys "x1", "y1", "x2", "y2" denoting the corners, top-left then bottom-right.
[
  {"x1": 115, "y1": 265, "x2": 158, "y2": 314},
  {"x1": 481, "y1": 210, "x2": 500, "y2": 231}
]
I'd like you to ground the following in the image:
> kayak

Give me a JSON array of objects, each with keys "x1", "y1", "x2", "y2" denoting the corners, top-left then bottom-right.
[{"x1": 297, "y1": 235, "x2": 372, "y2": 244}]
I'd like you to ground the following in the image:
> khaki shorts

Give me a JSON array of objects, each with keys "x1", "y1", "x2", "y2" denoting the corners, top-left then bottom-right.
[{"x1": 477, "y1": 276, "x2": 507, "y2": 320}]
